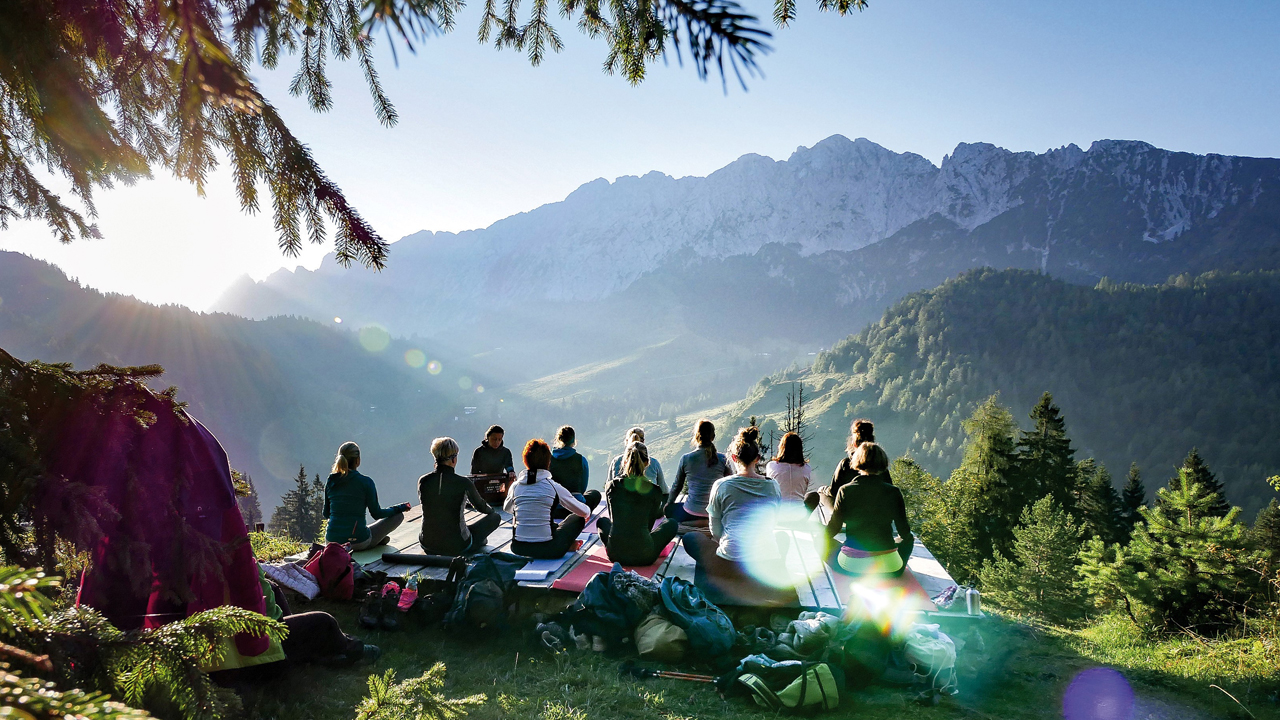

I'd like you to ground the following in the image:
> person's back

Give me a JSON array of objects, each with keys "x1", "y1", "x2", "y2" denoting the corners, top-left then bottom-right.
[
  {"x1": 674, "y1": 449, "x2": 730, "y2": 517},
  {"x1": 549, "y1": 446, "x2": 589, "y2": 494},
  {"x1": 765, "y1": 460, "x2": 812, "y2": 502},
  {"x1": 418, "y1": 464, "x2": 495, "y2": 555},
  {"x1": 610, "y1": 454, "x2": 666, "y2": 493},
  {"x1": 825, "y1": 443, "x2": 911, "y2": 576},
  {"x1": 603, "y1": 474, "x2": 669, "y2": 565},
  {"x1": 324, "y1": 469, "x2": 379, "y2": 543},
  {"x1": 708, "y1": 474, "x2": 781, "y2": 562}
]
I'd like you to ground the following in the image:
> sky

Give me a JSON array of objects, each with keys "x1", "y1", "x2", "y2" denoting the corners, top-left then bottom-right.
[{"x1": 2, "y1": 0, "x2": 1278, "y2": 310}]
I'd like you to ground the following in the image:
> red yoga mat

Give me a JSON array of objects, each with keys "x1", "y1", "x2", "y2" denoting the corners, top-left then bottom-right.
[
  {"x1": 829, "y1": 567, "x2": 938, "y2": 612},
  {"x1": 551, "y1": 539, "x2": 674, "y2": 592}
]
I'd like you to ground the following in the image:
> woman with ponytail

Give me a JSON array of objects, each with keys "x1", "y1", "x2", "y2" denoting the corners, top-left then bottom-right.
[
  {"x1": 323, "y1": 442, "x2": 410, "y2": 550},
  {"x1": 823, "y1": 442, "x2": 913, "y2": 577},
  {"x1": 681, "y1": 426, "x2": 797, "y2": 607},
  {"x1": 598, "y1": 442, "x2": 678, "y2": 566},
  {"x1": 666, "y1": 419, "x2": 731, "y2": 525},
  {"x1": 505, "y1": 439, "x2": 601, "y2": 559},
  {"x1": 805, "y1": 418, "x2": 880, "y2": 512}
]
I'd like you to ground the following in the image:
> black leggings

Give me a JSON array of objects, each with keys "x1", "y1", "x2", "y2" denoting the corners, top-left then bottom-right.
[{"x1": 598, "y1": 517, "x2": 679, "y2": 567}]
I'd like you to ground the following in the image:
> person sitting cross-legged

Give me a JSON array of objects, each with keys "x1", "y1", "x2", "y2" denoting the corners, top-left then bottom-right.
[
  {"x1": 598, "y1": 441, "x2": 678, "y2": 567},
  {"x1": 506, "y1": 438, "x2": 601, "y2": 559},
  {"x1": 666, "y1": 419, "x2": 732, "y2": 526},
  {"x1": 418, "y1": 436, "x2": 502, "y2": 556},
  {"x1": 323, "y1": 442, "x2": 409, "y2": 551},
  {"x1": 823, "y1": 442, "x2": 913, "y2": 577}
]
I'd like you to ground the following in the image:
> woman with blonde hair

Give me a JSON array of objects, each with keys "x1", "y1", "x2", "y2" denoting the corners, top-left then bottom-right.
[
  {"x1": 666, "y1": 419, "x2": 731, "y2": 524},
  {"x1": 323, "y1": 442, "x2": 409, "y2": 550},
  {"x1": 806, "y1": 418, "x2": 877, "y2": 512},
  {"x1": 609, "y1": 426, "x2": 667, "y2": 493},
  {"x1": 418, "y1": 437, "x2": 502, "y2": 555},
  {"x1": 766, "y1": 432, "x2": 812, "y2": 502},
  {"x1": 823, "y1": 442, "x2": 913, "y2": 576},
  {"x1": 598, "y1": 442, "x2": 678, "y2": 566}
]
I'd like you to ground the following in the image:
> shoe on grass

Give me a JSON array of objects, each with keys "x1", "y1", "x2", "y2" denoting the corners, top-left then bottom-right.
[
  {"x1": 359, "y1": 590, "x2": 382, "y2": 630},
  {"x1": 380, "y1": 586, "x2": 401, "y2": 631},
  {"x1": 362, "y1": 644, "x2": 382, "y2": 664}
]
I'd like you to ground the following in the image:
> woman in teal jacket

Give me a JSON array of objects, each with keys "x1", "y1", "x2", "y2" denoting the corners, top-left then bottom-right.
[{"x1": 323, "y1": 442, "x2": 409, "y2": 550}]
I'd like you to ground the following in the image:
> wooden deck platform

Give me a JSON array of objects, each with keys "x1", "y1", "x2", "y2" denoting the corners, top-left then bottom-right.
[{"x1": 347, "y1": 503, "x2": 976, "y2": 618}]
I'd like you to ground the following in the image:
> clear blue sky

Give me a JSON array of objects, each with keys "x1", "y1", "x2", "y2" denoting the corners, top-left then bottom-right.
[{"x1": 2, "y1": 0, "x2": 1277, "y2": 309}]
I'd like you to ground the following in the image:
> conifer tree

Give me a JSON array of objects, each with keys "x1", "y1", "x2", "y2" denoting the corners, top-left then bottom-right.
[
  {"x1": 1078, "y1": 468, "x2": 1256, "y2": 632},
  {"x1": 1119, "y1": 463, "x2": 1147, "y2": 535},
  {"x1": 3, "y1": 0, "x2": 863, "y2": 254},
  {"x1": 1075, "y1": 460, "x2": 1123, "y2": 545},
  {"x1": 1162, "y1": 448, "x2": 1230, "y2": 518},
  {"x1": 894, "y1": 456, "x2": 981, "y2": 583},
  {"x1": 978, "y1": 495, "x2": 1085, "y2": 622},
  {"x1": 1251, "y1": 499, "x2": 1280, "y2": 577},
  {"x1": 233, "y1": 470, "x2": 264, "y2": 530},
  {"x1": 952, "y1": 394, "x2": 1022, "y2": 564},
  {"x1": 1015, "y1": 392, "x2": 1077, "y2": 515},
  {"x1": 269, "y1": 465, "x2": 324, "y2": 541}
]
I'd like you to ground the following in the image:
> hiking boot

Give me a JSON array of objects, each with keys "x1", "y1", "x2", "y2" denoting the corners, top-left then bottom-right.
[
  {"x1": 359, "y1": 590, "x2": 382, "y2": 629},
  {"x1": 362, "y1": 644, "x2": 382, "y2": 664},
  {"x1": 380, "y1": 586, "x2": 401, "y2": 631}
]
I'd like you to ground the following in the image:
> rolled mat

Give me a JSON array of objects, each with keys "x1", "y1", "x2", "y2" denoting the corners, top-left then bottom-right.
[
  {"x1": 380, "y1": 553, "x2": 462, "y2": 568},
  {"x1": 551, "y1": 540, "x2": 673, "y2": 592}
]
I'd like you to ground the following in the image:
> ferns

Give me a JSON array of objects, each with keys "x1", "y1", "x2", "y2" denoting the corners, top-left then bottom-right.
[{"x1": 355, "y1": 665, "x2": 486, "y2": 720}]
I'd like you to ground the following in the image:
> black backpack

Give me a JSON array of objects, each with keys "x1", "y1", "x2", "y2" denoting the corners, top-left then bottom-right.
[{"x1": 443, "y1": 553, "x2": 525, "y2": 630}]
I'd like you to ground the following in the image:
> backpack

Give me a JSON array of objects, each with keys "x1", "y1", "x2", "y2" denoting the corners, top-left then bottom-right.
[
  {"x1": 634, "y1": 612, "x2": 688, "y2": 663},
  {"x1": 443, "y1": 553, "x2": 524, "y2": 630},
  {"x1": 304, "y1": 542, "x2": 355, "y2": 600},
  {"x1": 659, "y1": 577, "x2": 735, "y2": 658},
  {"x1": 721, "y1": 655, "x2": 840, "y2": 714}
]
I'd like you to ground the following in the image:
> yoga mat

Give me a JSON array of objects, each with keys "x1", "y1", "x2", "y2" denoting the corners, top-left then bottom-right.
[
  {"x1": 351, "y1": 545, "x2": 390, "y2": 565},
  {"x1": 551, "y1": 540, "x2": 674, "y2": 592},
  {"x1": 829, "y1": 567, "x2": 937, "y2": 613},
  {"x1": 513, "y1": 551, "x2": 578, "y2": 581}
]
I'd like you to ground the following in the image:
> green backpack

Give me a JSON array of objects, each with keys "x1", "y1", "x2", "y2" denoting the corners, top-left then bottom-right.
[{"x1": 736, "y1": 660, "x2": 839, "y2": 713}]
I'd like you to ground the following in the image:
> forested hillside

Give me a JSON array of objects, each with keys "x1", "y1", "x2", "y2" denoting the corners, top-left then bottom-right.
[
  {"x1": 0, "y1": 252, "x2": 519, "y2": 507},
  {"x1": 737, "y1": 268, "x2": 1280, "y2": 513}
]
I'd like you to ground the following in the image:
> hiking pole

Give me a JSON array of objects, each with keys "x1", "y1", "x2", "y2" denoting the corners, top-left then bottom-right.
[{"x1": 620, "y1": 661, "x2": 715, "y2": 683}]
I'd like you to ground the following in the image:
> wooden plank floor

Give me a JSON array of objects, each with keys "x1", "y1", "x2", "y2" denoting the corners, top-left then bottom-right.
[{"x1": 352, "y1": 502, "x2": 966, "y2": 615}]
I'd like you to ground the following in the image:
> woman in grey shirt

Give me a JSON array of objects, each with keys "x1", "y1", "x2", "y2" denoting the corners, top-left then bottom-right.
[{"x1": 666, "y1": 419, "x2": 731, "y2": 523}]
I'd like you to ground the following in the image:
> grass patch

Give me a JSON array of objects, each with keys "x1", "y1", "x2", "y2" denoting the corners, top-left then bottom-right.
[
  {"x1": 233, "y1": 599, "x2": 1280, "y2": 720},
  {"x1": 249, "y1": 532, "x2": 307, "y2": 562}
]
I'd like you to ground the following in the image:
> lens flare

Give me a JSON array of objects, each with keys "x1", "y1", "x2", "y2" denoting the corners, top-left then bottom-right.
[
  {"x1": 458, "y1": 375, "x2": 472, "y2": 390},
  {"x1": 1062, "y1": 668, "x2": 1134, "y2": 720},
  {"x1": 427, "y1": 360, "x2": 442, "y2": 375},
  {"x1": 739, "y1": 502, "x2": 822, "y2": 589},
  {"x1": 404, "y1": 349, "x2": 426, "y2": 368},
  {"x1": 333, "y1": 316, "x2": 341, "y2": 323},
  {"x1": 358, "y1": 325, "x2": 391, "y2": 352},
  {"x1": 475, "y1": 384, "x2": 485, "y2": 393}
]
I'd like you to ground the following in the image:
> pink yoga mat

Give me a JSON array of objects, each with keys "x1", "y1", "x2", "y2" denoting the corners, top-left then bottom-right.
[{"x1": 551, "y1": 540, "x2": 674, "y2": 592}]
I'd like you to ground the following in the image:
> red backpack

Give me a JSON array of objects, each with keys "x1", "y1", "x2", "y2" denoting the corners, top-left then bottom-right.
[{"x1": 304, "y1": 543, "x2": 355, "y2": 600}]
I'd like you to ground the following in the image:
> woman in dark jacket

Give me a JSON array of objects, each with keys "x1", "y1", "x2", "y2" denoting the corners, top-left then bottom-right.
[
  {"x1": 471, "y1": 425, "x2": 516, "y2": 483},
  {"x1": 323, "y1": 442, "x2": 409, "y2": 550},
  {"x1": 418, "y1": 437, "x2": 502, "y2": 555},
  {"x1": 824, "y1": 442, "x2": 913, "y2": 576},
  {"x1": 806, "y1": 418, "x2": 878, "y2": 512},
  {"x1": 598, "y1": 442, "x2": 677, "y2": 566}
]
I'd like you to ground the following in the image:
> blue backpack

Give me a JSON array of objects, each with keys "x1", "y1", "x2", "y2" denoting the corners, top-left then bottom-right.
[{"x1": 660, "y1": 577, "x2": 736, "y2": 658}]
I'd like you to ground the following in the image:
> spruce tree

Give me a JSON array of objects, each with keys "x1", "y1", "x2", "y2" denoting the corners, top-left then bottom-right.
[
  {"x1": 1164, "y1": 448, "x2": 1230, "y2": 518},
  {"x1": 1252, "y1": 499, "x2": 1280, "y2": 576},
  {"x1": 233, "y1": 471, "x2": 264, "y2": 530},
  {"x1": 1120, "y1": 463, "x2": 1147, "y2": 535},
  {"x1": 1015, "y1": 392, "x2": 1077, "y2": 515},
  {"x1": 1078, "y1": 468, "x2": 1256, "y2": 632},
  {"x1": 269, "y1": 465, "x2": 323, "y2": 541},
  {"x1": 1075, "y1": 460, "x2": 1123, "y2": 545},
  {"x1": 952, "y1": 394, "x2": 1021, "y2": 567},
  {"x1": 978, "y1": 495, "x2": 1085, "y2": 622}
]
